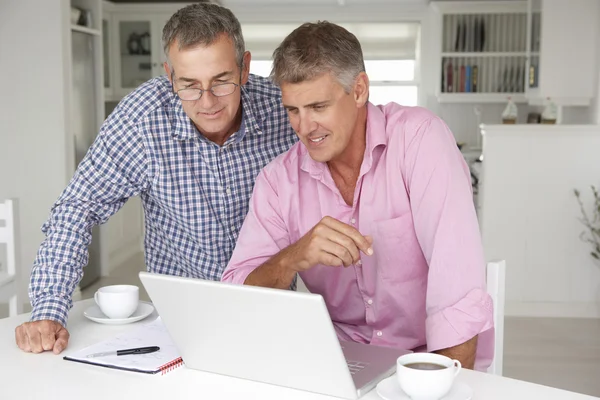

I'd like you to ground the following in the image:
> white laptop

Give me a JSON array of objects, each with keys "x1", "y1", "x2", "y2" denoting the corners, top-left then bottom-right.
[{"x1": 139, "y1": 272, "x2": 410, "y2": 399}]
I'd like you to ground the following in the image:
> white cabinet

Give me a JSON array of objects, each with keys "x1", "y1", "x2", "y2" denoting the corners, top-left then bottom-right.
[
  {"x1": 526, "y1": 0, "x2": 600, "y2": 106},
  {"x1": 67, "y1": 0, "x2": 110, "y2": 289},
  {"x1": 102, "y1": 2, "x2": 175, "y2": 101},
  {"x1": 432, "y1": 1, "x2": 530, "y2": 104},
  {"x1": 431, "y1": 0, "x2": 599, "y2": 106}
]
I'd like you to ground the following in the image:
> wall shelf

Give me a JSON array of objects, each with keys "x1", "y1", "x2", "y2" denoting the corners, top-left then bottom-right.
[
  {"x1": 441, "y1": 52, "x2": 528, "y2": 57},
  {"x1": 437, "y1": 93, "x2": 527, "y2": 103},
  {"x1": 71, "y1": 25, "x2": 101, "y2": 36}
]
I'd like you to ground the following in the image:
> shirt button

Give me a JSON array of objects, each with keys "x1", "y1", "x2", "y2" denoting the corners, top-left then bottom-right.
[
  {"x1": 351, "y1": 218, "x2": 356, "y2": 224},
  {"x1": 376, "y1": 331, "x2": 383, "y2": 337},
  {"x1": 225, "y1": 188, "x2": 231, "y2": 195},
  {"x1": 357, "y1": 260, "x2": 362, "y2": 266},
  {"x1": 367, "y1": 299, "x2": 373, "y2": 305}
]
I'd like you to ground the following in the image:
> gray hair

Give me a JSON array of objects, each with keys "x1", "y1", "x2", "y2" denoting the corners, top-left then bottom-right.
[
  {"x1": 271, "y1": 21, "x2": 365, "y2": 93},
  {"x1": 162, "y1": 3, "x2": 245, "y2": 67}
]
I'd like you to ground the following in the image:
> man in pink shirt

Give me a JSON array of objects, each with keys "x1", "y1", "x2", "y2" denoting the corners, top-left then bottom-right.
[{"x1": 221, "y1": 21, "x2": 494, "y2": 370}]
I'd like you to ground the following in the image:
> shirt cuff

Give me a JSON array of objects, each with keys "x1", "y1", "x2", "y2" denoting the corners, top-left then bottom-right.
[
  {"x1": 29, "y1": 296, "x2": 72, "y2": 328},
  {"x1": 221, "y1": 266, "x2": 254, "y2": 285},
  {"x1": 426, "y1": 288, "x2": 494, "y2": 368}
]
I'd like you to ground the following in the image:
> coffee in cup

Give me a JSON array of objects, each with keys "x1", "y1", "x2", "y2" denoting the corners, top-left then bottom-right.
[
  {"x1": 94, "y1": 285, "x2": 139, "y2": 319},
  {"x1": 396, "y1": 353, "x2": 461, "y2": 400}
]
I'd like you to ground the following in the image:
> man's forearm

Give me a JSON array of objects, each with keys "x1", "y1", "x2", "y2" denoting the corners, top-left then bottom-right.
[
  {"x1": 434, "y1": 335, "x2": 478, "y2": 369},
  {"x1": 29, "y1": 208, "x2": 92, "y2": 325},
  {"x1": 244, "y1": 248, "x2": 297, "y2": 289}
]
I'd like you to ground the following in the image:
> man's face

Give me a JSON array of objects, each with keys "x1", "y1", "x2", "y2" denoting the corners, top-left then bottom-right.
[
  {"x1": 281, "y1": 73, "x2": 366, "y2": 163},
  {"x1": 166, "y1": 34, "x2": 250, "y2": 138}
]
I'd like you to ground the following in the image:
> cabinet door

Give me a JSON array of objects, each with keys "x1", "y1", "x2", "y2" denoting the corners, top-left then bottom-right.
[
  {"x1": 536, "y1": 0, "x2": 599, "y2": 105},
  {"x1": 151, "y1": 15, "x2": 171, "y2": 78},
  {"x1": 112, "y1": 14, "x2": 171, "y2": 98},
  {"x1": 113, "y1": 14, "x2": 156, "y2": 97},
  {"x1": 102, "y1": 11, "x2": 114, "y2": 101}
]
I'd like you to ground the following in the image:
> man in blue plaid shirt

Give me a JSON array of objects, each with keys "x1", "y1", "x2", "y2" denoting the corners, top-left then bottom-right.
[{"x1": 15, "y1": 3, "x2": 297, "y2": 354}]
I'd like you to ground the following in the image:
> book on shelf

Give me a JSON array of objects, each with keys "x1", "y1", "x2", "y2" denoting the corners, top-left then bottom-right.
[
  {"x1": 444, "y1": 60, "x2": 480, "y2": 94},
  {"x1": 465, "y1": 66, "x2": 471, "y2": 92}
]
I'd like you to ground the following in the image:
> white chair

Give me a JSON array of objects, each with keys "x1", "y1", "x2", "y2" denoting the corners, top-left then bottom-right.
[
  {"x1": 0, "y1": 199, "x2": 22, "y2": 317},
  {"x1": 486, "y1": 259, "x2": 506, "y2": 376}
]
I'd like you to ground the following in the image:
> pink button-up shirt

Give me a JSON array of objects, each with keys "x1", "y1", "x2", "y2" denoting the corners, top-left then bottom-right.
[{"x1": 222, "y1": 103, "x2": 494, "y2": 370}]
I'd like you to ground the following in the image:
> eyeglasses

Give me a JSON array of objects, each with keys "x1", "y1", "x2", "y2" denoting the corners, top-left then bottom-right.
[{"x1": 175, "y1": 82, "x2": 239, "y2": 101}]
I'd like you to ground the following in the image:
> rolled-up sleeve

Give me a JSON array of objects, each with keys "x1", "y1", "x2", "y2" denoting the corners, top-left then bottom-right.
[
  {"x1": 221, "y1": 167, "x2": 291, "y2": 285},
  {"x1": 404, "y1": 116, "x2": 494, "y2": 370}
]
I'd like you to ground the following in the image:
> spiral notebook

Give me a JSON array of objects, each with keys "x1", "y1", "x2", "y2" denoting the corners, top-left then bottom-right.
[{"x1": 63, "y1": 317, "x2": 183, "y2": 375}]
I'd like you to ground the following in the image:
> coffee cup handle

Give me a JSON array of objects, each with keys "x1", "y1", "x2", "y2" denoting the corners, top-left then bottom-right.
[
  {"x1": 94, "y1": 291, "x2": 100, "y2": 306},
  {"x1": 452, "y1": 360, "x2": 462, "y2": 377}
]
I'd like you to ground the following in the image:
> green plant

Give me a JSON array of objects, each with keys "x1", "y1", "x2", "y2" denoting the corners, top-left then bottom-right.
[{"x1": 574, "y1": 186, "x2": 600, "y2": 262}]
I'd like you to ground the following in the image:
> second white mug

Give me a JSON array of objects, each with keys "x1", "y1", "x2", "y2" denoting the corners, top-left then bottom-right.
[{"x1": 94, "y1": 285, "x2": 139, "y2": 319}]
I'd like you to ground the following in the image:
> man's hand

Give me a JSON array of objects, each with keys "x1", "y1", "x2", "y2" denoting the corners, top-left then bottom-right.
[
  {"x1": 244, "y1": 216, "x2": 373, "y2": 289},
  {"x1": 286, "y1": 216, "x2": 373, "y2": 272},
  {"x1": 15, "y1": 320, "x2": 70, "y2": 354}
]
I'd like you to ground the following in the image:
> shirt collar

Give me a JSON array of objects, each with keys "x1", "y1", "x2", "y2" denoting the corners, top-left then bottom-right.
[
  {"x1": 300, "y1": 102, "x2": 388, "y2": 178},
  {"x1": 171, "y1": 83, "x2": 265, "y2": 141}
]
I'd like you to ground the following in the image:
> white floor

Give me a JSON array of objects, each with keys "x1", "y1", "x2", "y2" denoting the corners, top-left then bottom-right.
[{"x1": 5, "y1": 252, "x2": 600, "y2": 397}]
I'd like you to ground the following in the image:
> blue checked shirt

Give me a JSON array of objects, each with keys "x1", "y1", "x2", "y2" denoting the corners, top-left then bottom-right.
[{"x1": 29, "y1": 74, "x2": 298, "y2": 326}]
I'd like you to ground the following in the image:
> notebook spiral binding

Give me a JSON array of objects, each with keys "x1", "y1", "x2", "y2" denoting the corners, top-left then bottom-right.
[{"x1": 160, "y1": 357, "x2": 184, "y2": 375}]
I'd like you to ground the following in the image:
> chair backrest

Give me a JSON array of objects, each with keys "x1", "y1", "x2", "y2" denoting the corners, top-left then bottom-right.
[
  {"x1": 486, "y1": 260, "x2": 506, "y2": 376},
  {"x1": 0, "y1": 199, "x2": 21, "y2": 317}
]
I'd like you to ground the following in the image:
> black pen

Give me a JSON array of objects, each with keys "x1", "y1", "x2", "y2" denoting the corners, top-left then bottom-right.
[{"x1": 86, "y1": 346, "x2": 160, "y2": 358}]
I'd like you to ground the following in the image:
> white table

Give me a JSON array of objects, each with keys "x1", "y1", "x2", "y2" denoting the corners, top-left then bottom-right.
[{"x1": 1, "y1": 299, "x2": 597, "y2": 400}]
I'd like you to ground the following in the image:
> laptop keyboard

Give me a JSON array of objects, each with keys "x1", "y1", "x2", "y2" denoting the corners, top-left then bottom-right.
[{"x1": 346, "y1": 360, "x2": 369, "y2": 375}]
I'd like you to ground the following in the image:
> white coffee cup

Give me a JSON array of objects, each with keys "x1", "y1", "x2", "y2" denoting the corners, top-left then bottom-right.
[
  {"x1": 396, "y1": 353, "x2": 461, "y2": 400},
  {"x1": 94, "y1": 285, "x2": 139, "y2": 319}
]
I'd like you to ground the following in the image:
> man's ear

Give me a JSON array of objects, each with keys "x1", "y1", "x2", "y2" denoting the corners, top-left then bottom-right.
[
  {"x1": 240, "y1": 51, "x2": 252, "y2": 85},
  {"x1": 164, "y1": 62, "x2": 173, "y2": 83},
  {"x1": 354, "y1": 72, "x2": 370, "y2": 107}
]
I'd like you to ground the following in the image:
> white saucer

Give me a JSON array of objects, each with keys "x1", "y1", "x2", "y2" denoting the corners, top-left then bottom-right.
[
  {"x1": 376, "y1": 375, "x2": 473, "y2": 400},
  {"x1": 84, "y1": 301, "x2": 155, "y2": 325}
]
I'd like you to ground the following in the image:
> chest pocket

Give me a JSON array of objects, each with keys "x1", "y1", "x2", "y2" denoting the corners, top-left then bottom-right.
[{"x1": 371, "y1": 213, "x2": 424, "y2": 281}]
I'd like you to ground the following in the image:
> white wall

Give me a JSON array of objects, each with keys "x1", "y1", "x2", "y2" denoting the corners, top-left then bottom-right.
[
  {"x1": 592, "y1": 2, "x2": 600, "y2": 125},
  {"x1": 0, "y1": 0, "x2": 72, "y2": 308},
  {"x1": 480, "y1": 125, "x2": 600, "y2": 318}
]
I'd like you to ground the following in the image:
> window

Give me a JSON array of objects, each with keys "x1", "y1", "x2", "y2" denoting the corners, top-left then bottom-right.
[
  {"x1": 250, "y1": 59, "x2": 418, "y2": 107},
  {"x1": 244, "y1": 22, "x2": 420, "y2": 107},
  {"x1": 365, "y1": 60, "x2": 418, "y2": 107},
  {"x1": 369, "y1": 85, "x2": 418, "y2": 107},
  {"x1": 249, "y1": 60, "x2": 273, "y2": 79}
]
